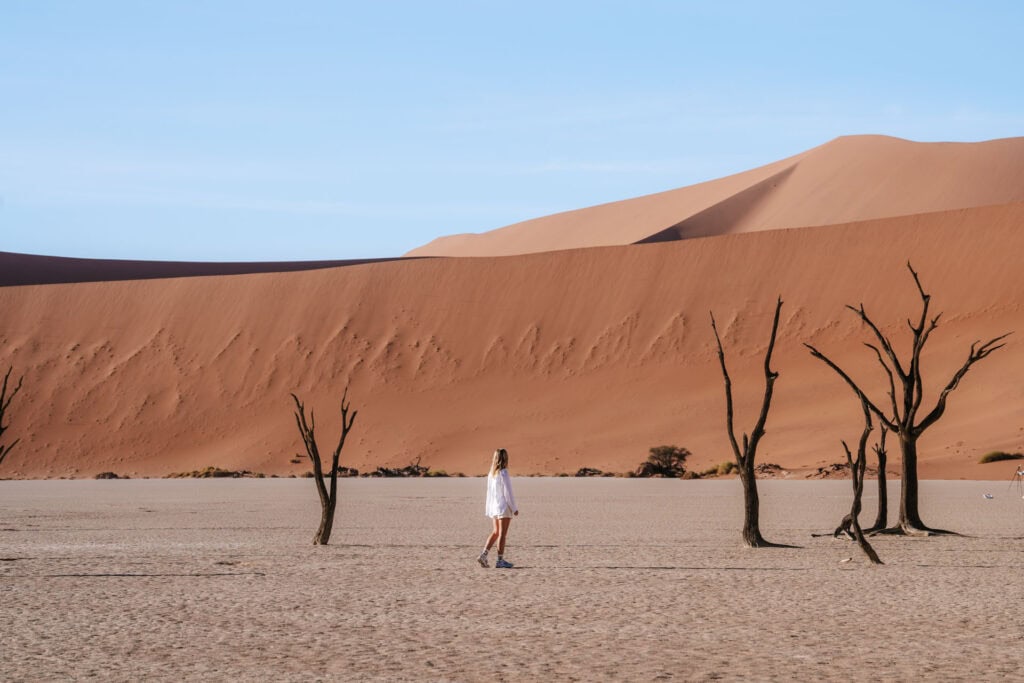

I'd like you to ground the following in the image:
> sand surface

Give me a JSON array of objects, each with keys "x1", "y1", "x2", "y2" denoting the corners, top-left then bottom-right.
[{"x1": 2, "y1": 478, "x2": 1023, "y2": 681}]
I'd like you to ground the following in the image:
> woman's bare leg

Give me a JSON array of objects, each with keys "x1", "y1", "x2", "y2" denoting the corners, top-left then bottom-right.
[
  {"x1": 496, "y1": 517, "x2": 512, "y2": 555},
  {"x1": 484, "y1": 517, "x2": 500, "y2": 551}
]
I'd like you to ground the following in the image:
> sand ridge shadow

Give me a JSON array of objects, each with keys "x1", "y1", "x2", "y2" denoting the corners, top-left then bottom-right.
[{"x1": 0, "y1": 251, "x2": 426, "y2": 287}]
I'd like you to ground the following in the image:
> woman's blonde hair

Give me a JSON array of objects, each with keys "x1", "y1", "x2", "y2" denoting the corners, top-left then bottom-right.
[{"x1": 490, "y1": 448, "x2": 509, "y2": 475}]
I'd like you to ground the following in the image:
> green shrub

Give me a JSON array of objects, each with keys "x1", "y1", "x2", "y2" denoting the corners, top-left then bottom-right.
[
  {"x1": 164, "y1": 466, "x2": 264, "y2": 478},
  {"x1": 978, "y1": 451, "x2": 1024, "y2": 464},
  {"x1": 696, "y1": 461, "x2": 736, "y2": 477}
]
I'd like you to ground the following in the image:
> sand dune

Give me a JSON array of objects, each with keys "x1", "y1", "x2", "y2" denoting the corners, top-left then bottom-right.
[
  {"x1": 407, "y1": 135, "x2": 1024, "y2": 256},
  {"x1": 2, "y1": 200, "x2": 1022, "y2": 479}
]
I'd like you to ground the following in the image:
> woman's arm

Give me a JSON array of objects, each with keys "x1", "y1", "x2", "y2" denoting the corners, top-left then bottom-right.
[{"x1": 501, "y1": 469, "x2": 518, "y2": 513}]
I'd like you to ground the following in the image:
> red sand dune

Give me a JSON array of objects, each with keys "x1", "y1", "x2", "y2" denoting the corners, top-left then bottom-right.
[
  {"x1": 2, "y1": 137, "x2": 1023, "y2": 480},
  {"x1": 407, "y1": 135, "x2": 1024, "y2": 256}
]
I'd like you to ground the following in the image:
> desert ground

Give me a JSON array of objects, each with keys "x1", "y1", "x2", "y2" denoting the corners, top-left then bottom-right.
[{"x1": 3, "y1": 477, "x2": 1023, "y2": 681}]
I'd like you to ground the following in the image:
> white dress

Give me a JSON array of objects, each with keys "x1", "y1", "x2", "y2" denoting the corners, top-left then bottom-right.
[{"x1": 485, "y1": 468, "x2": 518, "y2": 518}]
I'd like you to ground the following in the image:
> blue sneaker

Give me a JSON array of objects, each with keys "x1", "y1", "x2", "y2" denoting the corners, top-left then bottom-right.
[
  {"x1": 477, "y1": 551, "x2": 489, "y2": 568},
  {"x1": 495, "y1": 558, "x2": 513, "y2": 569}
]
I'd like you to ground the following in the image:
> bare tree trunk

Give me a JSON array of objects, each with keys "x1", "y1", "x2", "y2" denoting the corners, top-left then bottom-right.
[
  {"x1": 897, "y1": 435, "x2": 922, "y2": 531},
  {"x1": 292, "y1": 389, "x2": 357, "y2": 546},
  {"x1": 711, "y1": 299, "x2": 796, "y2": 549},
  {"x1": 832, "y1": 514, "x2": 854, "y2": 539},
  {"x1": 867, "y1": 446, "x2": 887, "y2": 533},
  {"x1": 839, "y1": 401, "x2": 883, "y2": 563},
  {"x1": 864, "y1": 434, "x2": 953, "y2": 537},
  {"x1": 310, "y1": 449, "x2": 335, "y2": 546},
  {"x1": 806, "y1": 263, "x2": 1010, "y2": 538},
  {"x1": 739, "y1": 462, "x2": 765, "y2": 547},
  {"x1": 315, "y1": 497, "x2": 336, "y2": 545},
  {"x1": 849, "y1": 479, "x2": 882, "y2": 565}
]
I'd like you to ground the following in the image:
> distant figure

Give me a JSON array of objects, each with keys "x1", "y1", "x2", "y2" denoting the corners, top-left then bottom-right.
[{"x1": 477, "y1": 448, "x2": 519, "y2": 569}]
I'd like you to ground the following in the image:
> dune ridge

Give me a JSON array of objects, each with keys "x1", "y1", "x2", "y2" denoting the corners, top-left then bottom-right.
[
  {"x1": 2, "y1": 200, "x2": 1023, "y2": 479},
  {"x1": 407, "y1": 135, "x2": 1024, "y2": 256},
  {"x1": 0, "y1": 251, "x2": 410, "y2": 287}
]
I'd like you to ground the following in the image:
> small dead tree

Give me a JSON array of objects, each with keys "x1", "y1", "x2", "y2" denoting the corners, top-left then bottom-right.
[
  {"x1": 291, "y1": 388, "x2": 358, "y2": 545},
  {"x1": 806, "y1": 264, "x2": 1010, "y2": 535},
  {"x1": 865, "y1": 426, "x2": 888, "y2": 533},
  {"x1": 0, "y1": 367, "x2": 24, "y2": 467},
  {"x1": 833, "y1": 399, "x2": 883, "y2": 564},
  {"x1": 711, "y1": 298, "x2": 791, "y2": 548}
]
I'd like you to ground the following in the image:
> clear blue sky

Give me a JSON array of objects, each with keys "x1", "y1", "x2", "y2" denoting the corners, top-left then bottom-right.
[{"x1": 2, "y1": 2, "x2": 1022, "y2": 261}]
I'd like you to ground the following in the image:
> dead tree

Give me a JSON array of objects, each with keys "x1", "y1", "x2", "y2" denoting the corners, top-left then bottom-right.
[
  {"x1": 711, "y1": 298, "x2": 792, "y2": 548},
  {"x1": 0, "y1": 367, "x2": 24, "y2": 467},
  {"x1": 864, "y1": 426, "x2": 888, "y2": 534},
  {"x1": 291, "y1": 388, "x2": 358, "y2": 545},
  {"x1": 833, "y1": 400, "x2": 883, "y2": 564},
  {"x1": 806, "y1": 264, "x2": 1010, "y2": 535}
]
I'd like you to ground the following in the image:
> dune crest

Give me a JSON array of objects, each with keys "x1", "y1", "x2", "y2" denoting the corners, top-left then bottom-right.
[
  {"x1": 406, "y1": 135, "x2": 1024, "y2": 256},
  {"x1": 0, "y1": 251, "x2": 407, "y2": 288}
]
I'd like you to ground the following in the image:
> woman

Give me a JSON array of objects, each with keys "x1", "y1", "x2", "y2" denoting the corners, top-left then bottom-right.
[{"x1": 477, "y1": 448, "x2": 518, "y2": 569}]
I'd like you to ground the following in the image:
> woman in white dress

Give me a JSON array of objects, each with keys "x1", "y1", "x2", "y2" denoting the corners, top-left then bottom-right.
[{"x1": 477, "y1": 448, "x2": 518, "y2": 569}]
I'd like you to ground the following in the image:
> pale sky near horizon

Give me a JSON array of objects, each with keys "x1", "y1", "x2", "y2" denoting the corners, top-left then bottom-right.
[{"x1": 2, "y1": 2, "x2": 1023, "y2": 261}]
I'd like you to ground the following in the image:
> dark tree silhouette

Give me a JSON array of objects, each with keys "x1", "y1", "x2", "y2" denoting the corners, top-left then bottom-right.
[
  {"x1": 864, "y1": 426, "x2": 889, "y2": 534},
  {"x1": 806, "y1": 264, "x2": 1010, "y2": 535},
  {"x1": 291, "y1": 388, "x2": 358, "y2": 545},
  {"x1": 711, "y1": 298, "x2": 792, "y2": 548},
  {"x1": 636, "y1": 445, "x2": 690, "y2": 477},
  {"x1": 0, "y1": 367, "x2": 24, "y2": 467},
  {"x1": 833, "y1": 399, "x2": 883, "y2": 564}
]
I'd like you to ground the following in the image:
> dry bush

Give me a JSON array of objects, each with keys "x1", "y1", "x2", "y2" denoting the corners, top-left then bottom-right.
[
  {"x1": 978, "y1": 451, "x2": 1023, "y2": 464},
  {"x1": 635, "y1": 445, "x2": 690, "y2": 478}
]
